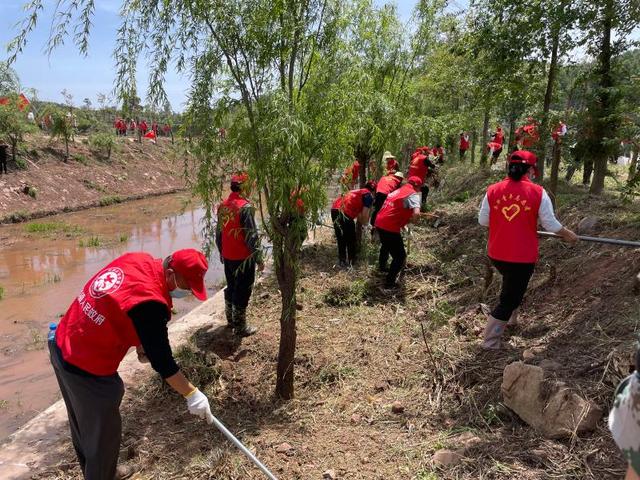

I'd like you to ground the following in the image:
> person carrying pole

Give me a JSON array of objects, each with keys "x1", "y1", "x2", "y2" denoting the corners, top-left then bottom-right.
[
  {"x1": 216, "y1": 172, "x2": 264, "y2": 337},
  {"x1": 331, "y1": 181, "x2": 376, "y2": 267},
  {"x1": 477, "y1": 150, "x2": 578, "y2": 349},
  {"x1": 374, "y1": 175, "x2": 424, "y2": 288},
  {"x1": 49, "y1": 249, "x2": 213, "y2": 480}
]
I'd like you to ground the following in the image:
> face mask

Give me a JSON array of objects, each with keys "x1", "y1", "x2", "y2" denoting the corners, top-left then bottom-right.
[{"x1": 170, "y1": 289, "x2": 191, "y2": 299}]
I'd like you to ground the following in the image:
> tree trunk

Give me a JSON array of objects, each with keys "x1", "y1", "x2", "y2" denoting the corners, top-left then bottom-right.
[
  {"x1": 590, "y1": 0, "x2": 613, "y2": 195},
  {"x1": 480, "y1": 110, "x2": 489, "y2": 165},
  {"x1": 507, "y1": 112, "x2": 517, "y2": 154},
  {"x1": 64, "y1": 138, "x2": 69, "y2": 162},
  {"x1": 628, "y1": 148, "x2": 638, "y2": 183},
  {"x1": 549, "y1": 140, "x2": 561, "y2": 203},
  {"x1": 470, "y1": 129, "x2": 477, "y2": 164},
  {"x1": 274, "y1": 235, "x2": 298, "y2": 399},
  {"x1": 537, "y1": 28, "x2": 560, "y2": 181}
]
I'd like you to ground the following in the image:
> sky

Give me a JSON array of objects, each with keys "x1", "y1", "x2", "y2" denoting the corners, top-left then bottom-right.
[{"x1": 0, "y1": 0, "x2": 425, "y2": 111}]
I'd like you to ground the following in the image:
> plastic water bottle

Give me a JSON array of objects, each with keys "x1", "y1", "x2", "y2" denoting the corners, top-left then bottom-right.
[{"x1": 47, "y1": 322, "x2": 57, "y2": 341}]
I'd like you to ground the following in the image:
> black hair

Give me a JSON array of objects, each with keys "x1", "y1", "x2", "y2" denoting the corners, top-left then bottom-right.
[
  {"x1": 507, "y1": 162, "x2": 531, "y2": 181},
  {"x1": 230, "y1": 183, "x2": 242, "y2": 192}
]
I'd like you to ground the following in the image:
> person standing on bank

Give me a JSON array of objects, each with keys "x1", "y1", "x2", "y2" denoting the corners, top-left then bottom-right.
[
  {"x1": 50, "y1": 248, "x2": 214, "y2": 480},
  {"x1": 374, "y1": 175, "x2": 424, "y2": 288},
  {"x1": 216, "y1": 172, "x2": 264, "y2": 336},
  {"x1": 331, "y1": 181, "x2": 376, "y2": 267},
  {"x1": 478, "y1": 150, "x2": 578, "y2": 349},
  {"x1": 0, "y1": 141, "x2": 8, "y2": 174},
  {"x1": 408, "y1": 146, "x2": 437, "y2": 210}
]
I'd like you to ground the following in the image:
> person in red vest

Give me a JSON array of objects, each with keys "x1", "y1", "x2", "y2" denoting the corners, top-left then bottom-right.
[
  {"x1": 459, "y1": 132, "x2": 470, "y2": 160},
  {"x1": 139, "y1": 119, "x2": 148, "y2": 135},
  {"x1": 128, "y1": 119, "x2": 136, "y2": 135},
  {"x1": 216, "y1": 172, "x2": 264, "y2": 336},
  {"x1": 371, "y1": 171, "x2": 403, "y2": 229},
  {"x1": 478, "y1": 150, "x2": 577, "y2": 349},
  {"x1": 152, "y1": 121, "x2": 158, "y2": 136},
  {"x1": 408, "y1": 146, "x2": 437, "y2": 210},
  {"x1": 331, "y1": 181, "x2": 376, "y2": 267},
  {"x1": 517, "y1": 117, "x2": 539, "y2": 149},
  {"x1": 551, "y1": 120, "x2": 567, "y2": 144},
  {"x1": 50, "y1": 248, "x2": 212, "y2": 480},
  {"x1": 374, "y1": 175, "x2": 424, "y2": 288},
  {"x1": 341, "y1": 160, "x2": 361, "y2": 189},
  {"x1": 163, "y1": 123, "x2": 171, "y2": 136},
  {"x1": 432, "y1": 144, "x2": 445, "y2": 164},
  {"x1": 382, "y1": 151, "x2": 399, "y2": 174},
  {"x1": 488, "y1": 125, "x2": 504, "y2": 164}
]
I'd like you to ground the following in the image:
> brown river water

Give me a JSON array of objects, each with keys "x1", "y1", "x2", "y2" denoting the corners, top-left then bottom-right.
[{"x1": 0, "y1": 193, "x2": 225, "y2": 440}]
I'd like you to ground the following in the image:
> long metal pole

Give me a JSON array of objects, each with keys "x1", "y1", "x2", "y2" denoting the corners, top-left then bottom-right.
[
  {"x1": 208, "y1": 413, "x2": 279, "y2": 480},
  {"x1": 538, "y1": 231, "x2": 640, "y2": 248}
]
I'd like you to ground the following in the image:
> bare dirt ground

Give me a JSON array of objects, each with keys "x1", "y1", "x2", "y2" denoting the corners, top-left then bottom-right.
[
  {"x1": 0, "y1": 133, "x2": 186, "y2": 223},
  {"x1": 36, "y1": 165, "x2": 640, "y2": 479}
]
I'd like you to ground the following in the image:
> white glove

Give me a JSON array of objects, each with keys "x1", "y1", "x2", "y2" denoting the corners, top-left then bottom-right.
[{"x1": 185, "y1": 388, "x2": 214, "y2": 424}]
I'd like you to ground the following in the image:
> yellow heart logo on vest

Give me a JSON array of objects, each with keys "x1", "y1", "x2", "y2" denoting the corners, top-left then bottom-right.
[{"x1": 501, "y1": 204, "x2": 521, "y2": 222}]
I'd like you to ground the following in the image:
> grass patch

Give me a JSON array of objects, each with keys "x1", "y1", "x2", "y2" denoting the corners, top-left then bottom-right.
[
  {"x1": 24, "y1": 221, "x2": 83, "y2": 236},
  {"x1": 317, "y1": 363, "x2": 358, "y2": 385},
  {"x1": 323, "y1": 278, "x2": 367, "y2": 306},
  {"x1": 82, "y1": 178, "x2": 107, "y2": 192},
  {"x1": 99, "y1": 195, "x2": 123, "y2": 207},
  {"x1": 119, "y1": 234, "x2": 129, "y2": 243},
  {"x1": 73, "y1": 153, "x2": 89, "y2": 165},
  {"x1": 0, "y1": 285, "x2": 4, "y2": 300},
  {"x1": 79, "y1": 236, "x2": 101, "y2": 247}
]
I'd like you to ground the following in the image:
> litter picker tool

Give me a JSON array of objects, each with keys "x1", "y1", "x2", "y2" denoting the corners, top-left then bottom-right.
[
  {"x1": 538, "y1": 231, "x2": 640, "y2": 248},
  {"x1": 208, "y1": 413, "x2": 279, "y2": 480}
]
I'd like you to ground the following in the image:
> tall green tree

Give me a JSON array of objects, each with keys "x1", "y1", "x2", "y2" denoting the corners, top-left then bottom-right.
[
  {"x1": 9, "y1": 0, "x2": 361, "y2": 399},
  {"x1": 0, "y1": 95, "x2": 35, "y2": 164}
]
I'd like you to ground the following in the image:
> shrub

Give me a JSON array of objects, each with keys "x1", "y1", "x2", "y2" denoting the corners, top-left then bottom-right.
[
  {"x1": 89, "y1": 132, "x2": 116, "y2": 160},
  {"x1": 99, "y1": 195, "x2": 123, "y2": 206}
]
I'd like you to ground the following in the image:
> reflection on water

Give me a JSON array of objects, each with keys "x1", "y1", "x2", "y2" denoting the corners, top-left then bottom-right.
[{"x1": 0, "y1": 193, "x2": 223, "y2": 439}]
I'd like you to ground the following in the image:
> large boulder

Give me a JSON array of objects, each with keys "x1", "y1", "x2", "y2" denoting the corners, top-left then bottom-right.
[{"x1": 501, "y1": 361, "x2": 602, "y2": 439}]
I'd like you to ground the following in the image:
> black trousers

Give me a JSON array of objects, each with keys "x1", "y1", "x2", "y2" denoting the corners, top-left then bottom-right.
[
  {"x1": 370, "y1": 192, "x2": 388, "y2": 227},
  {"x1": 490, "y1": 258, "x2": 535, "y2": 321},
  {"x1": 49, "y1": 340, "x2": 124, "y2": 480},
  {"x1": 331, "y1": 209, "x2": 357, "y2": 264},
  {"x1": 420, "y1": 185, "x2": 430, "y2": 208},
  {"x1": 0, "y1": 154, "x2": 7, "y2": 174},
  {"x1": 223, "y1": 258, "x2": 256, "y2": 310},
  {"x1": 378, "y1": 228, "x2": 406, "y2": 286}
]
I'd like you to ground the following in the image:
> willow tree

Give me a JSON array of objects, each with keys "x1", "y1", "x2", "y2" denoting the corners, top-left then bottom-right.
[{"x1": 10, "y1": 0, "x2": 356, "y2": 399}]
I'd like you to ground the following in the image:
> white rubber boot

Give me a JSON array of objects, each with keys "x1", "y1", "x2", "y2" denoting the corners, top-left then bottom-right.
[{"x1": 482, "y1": 315, "x2": 507, "y2": 350}]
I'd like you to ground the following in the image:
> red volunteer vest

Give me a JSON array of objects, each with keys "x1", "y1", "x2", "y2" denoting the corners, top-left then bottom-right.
[
  {"x1": 56, "y1": 253, "x2": 171, "y2": 376},
  {"x1": 219, "y1": 192, "x2": 252, "y2": 260},
  {"x1": 408, "y1": 154, "x2": 429, "y2": 181},
  {"x1": 487, "y1": 177, "x2": 543, "y2": 263},
  {"x1": 375, "y1": 184, "x2": 417, "y2": 233},
  {"x1": 341, "y1": 188, "x2": 370, "y2": 219},
  {"x1": 376, "y1": 174, "x2": 402, "y2": 195},
  {"x1": 331, "y1": 196, "x2": 343, "y2": 210},
  {"x1": 460, "y1": 137, "x2": 470, "y2": 150}
]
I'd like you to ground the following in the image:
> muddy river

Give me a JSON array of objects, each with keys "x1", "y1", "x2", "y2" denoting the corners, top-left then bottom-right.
[{"x1": 0, "y1": 193, "x2": 224, "y2": 440}]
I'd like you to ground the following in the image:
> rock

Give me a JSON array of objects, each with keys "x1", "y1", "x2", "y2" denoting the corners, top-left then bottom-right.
[
  {"x1": 350, "y1": 413, "x2": 362, "y2": 424},
  {"x1": 432, "y1": 449, "x2": 464, "y2": 467},
  {"x1": 275, "y1": 442, "x2": 293, "y2": 454},
  {"x1": 322, "y1": 469, "x2": 337, "y2": 479},
  {"x1": 577, "y1": 216, "x2": 599, "y2": 234},
  {"x1": 391, "y1": 401, "x2": 405, "y2": 414},
  {"x1": 374, "y1": 381, "x2": 388, "y2": 393},
  {"x1": 501, "y1": 361, "x2": 602, "y2": 439},
  {"x1": 523, "y1": 349, "x2": 536, "y2": 360}
]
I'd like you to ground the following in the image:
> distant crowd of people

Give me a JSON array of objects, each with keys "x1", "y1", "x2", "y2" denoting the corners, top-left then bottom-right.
[{"x1": 113, "y1": 118, "x2": 173, "y2": 139}]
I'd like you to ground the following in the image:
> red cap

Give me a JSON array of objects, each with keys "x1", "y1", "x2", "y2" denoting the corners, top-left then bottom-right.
[
  {"x1": 509, "y1": 150, "x2": 538, "y2": 175},
  {"x1": 171, "y1": 249, "x2": 208, "y2": 300},
  {"x1": 407, "y1": 175, "x2": 423, "y2": 187},
  {"x1": 231, "y1": 172, "x2": 249, "y2": 184}
]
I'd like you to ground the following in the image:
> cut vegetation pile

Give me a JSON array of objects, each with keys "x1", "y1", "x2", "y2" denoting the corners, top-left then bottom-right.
[{"x1": 38, "y1": 165, "x2": 640, "y2": 479}]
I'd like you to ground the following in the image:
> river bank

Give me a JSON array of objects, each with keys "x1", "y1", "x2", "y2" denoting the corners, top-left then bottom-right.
[{"x1": 0, "y1": 133, "x2": 187, "y2": 223}]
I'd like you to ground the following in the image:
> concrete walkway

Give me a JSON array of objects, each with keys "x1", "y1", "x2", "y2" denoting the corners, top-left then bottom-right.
[{"x1": 0, "y1": 290, "x2": 226, "y2": 479}]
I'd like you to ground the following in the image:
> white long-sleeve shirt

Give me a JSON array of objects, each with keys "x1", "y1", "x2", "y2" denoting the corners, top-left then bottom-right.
[{"x1": 478, "y1": 189, "x2": 563, "y2": 233}]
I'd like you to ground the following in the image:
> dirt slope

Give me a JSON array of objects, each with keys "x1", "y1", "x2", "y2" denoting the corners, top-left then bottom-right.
[
  {"x1": 0, "y1": 133, "x2": 186, "y2": 222},
  {"x1": 37, "y1": 165, "x2": 640, "y2": 480}
]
